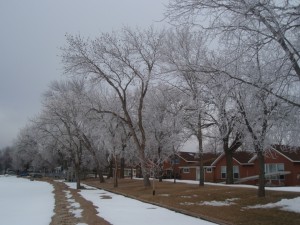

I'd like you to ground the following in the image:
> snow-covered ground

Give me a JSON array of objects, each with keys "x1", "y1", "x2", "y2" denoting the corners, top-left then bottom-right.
[
  {"x1": 0, "y1": 175, "x2": 55, "y2": 225},
  {"x1": 65, "y1": 182, "x2": 217, "y2": 225},
  {"x1": 1, "y1": 176, "x2": 300, "y2": 225}
]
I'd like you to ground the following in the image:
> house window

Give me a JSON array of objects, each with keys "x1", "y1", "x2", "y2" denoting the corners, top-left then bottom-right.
[
  {"x1": 182, "y1": 167, "x2": 190, "y2": 173},
  {"x1": 171, "y1": 158, "x2": 180, "y2": 165},
  {"x1": 206, "y1": 167, "x2": 212, "y2": 173},
  {"x1": 233, "y1": 166, "x2": 239, "y2": 179},
  {"x1": 221, "y1": 166, "x2": 226, "y2": 179},
  {"x1": 221, "y1": 166, "x2": 239, "y2": 179},
  {"x1": 265, "y1": 163, "x2": 285, "y2": 180}
]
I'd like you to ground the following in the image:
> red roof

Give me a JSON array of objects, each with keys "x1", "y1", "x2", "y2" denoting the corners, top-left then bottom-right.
[
  {"x1": 271, "y1": 145, "x2": 300, "y2": 162},
  {"x1": 233, "y1": 151, "x2": 255, "y2": 164},
  {"x1": 178, "y1": 152, "x2": 221, "y2": 166}
]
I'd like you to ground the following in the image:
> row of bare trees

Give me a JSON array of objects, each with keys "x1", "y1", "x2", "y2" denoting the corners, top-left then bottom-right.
[
  {"x1": 165, "y1": 0, "x2": 300, "y2": 197},
  {"x1": 7, "y1": 0, "x2": 300, "y2": 197}
]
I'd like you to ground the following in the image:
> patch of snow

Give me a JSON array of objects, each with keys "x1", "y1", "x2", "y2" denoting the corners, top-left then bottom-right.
[
  {"x1": 180, "y1": 202, "x2": 196, "y2": 206},
  {"x1": 158, "y1": 193, "x2": 170, "y2": 197},
  {"x1": 0, "y1": 176, "x2": 55, "y2": 225},
  {"x1": 200, "y1": 200, "x2": 235, "y2": 207},
  {"x1": 245, "y1": 197, "x2": 300, "y2": 213},
  {"x1": 181, "y1": 195, "x2": 192, "y2": 198},
  {"x1": 163, "y1": 179, "x2": 300, "y2": 193},
  {"x1": 63, "y1": 186, "x2": 84, "y2": 219},
  {"x1": 63, "y1": 190, "x2": 71, "y2": 199},
  {"x1": 70, "y1": 202, "x2": 81, "y2": 208},
  {"x1": 72, "y1": 208, "x2": 83, "y2": 218},
  {"x1": 66, "y1": 182, "x2": 217, "y2": 225},
  {"x1": 180, "y1": 198, "x2": 239, "y2": 207}
]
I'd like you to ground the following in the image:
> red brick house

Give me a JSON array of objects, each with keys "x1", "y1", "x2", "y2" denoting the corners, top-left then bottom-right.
[
  {"x1": 212, "y1": 151, "x2": 255, "y2": 183},
  {"x1": 163, "y1": 145, "x2": 300, "y2": 186},
  {"x1": 163, "y1": 152, "x2": 220, "y2": 182},
  {"x1": 251, "y1": 145, "x2": 300, "y2": 186}
]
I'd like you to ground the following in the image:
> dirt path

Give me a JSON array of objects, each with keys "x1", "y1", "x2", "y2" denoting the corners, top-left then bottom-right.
[{"x1": 47, "y1": 179, "x2": 111, "y2": 225}]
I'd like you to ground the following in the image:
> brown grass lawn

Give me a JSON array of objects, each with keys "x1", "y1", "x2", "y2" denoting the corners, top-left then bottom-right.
[{"x1": 83, "y1": 178, "x2": 300, "y2": 225}]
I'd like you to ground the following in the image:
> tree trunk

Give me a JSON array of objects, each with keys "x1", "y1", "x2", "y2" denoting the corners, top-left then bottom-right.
[
  {"x1": 198, "y1": 154, "x2": 204, "y2": 186},
  {"x1": 143, "y1": 172, "x2": 151, "y2": 187},
  {"x1": 197, "y1": 113, "x2": 204, "y2": 186},
  {"x1": 120, "y1": 157, "x2": 125, "y2": 179},
  {"x1": 173, "y1": 165, "x2": 177, "y2": 184},
  {"x1": 158, "y1": 165, "x2": 163, "y2": 182},
  {"x1": 113, "y1": 156, "x2": 118, "y2": 188},
  {"x1": 75, "y1": 162, "x2": 81, "y2": 190},
  {"x1": 107, "y1": 159, "x2": 113, "y2": 179},
  {"x1": 257, "y1": 150, "x2": 266, "y2": 197},
  {"x1": 140, "y1": 151, "x2": 151, "y2": 187},
  {"x1": 97, "y1": 166, "x2": 105, "y2": 183},
  {"x1": 225, "y1": 150, "x2": 234, "y2": 184},
  {"x1": 158, "y1": 146, "x2": 163, "y2": 182}
]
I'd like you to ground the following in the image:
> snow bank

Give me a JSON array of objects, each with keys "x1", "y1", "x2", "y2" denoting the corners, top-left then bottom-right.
[{"x1": 0, "y1": 175, "x2": 55, "y2": 225}]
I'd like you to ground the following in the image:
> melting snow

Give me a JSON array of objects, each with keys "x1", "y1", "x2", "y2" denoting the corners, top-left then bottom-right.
[{"x1": 245, "y1": 197, "x2": 300, "y2": 213}]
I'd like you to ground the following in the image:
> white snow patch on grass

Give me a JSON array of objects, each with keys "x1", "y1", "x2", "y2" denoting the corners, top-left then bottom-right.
[
  {"x1": 245, "y1": 197, "x2": 300, "y2": 213},
  {"x1": 159, "y1": 193, "x2": 170, "y2": 197},
  {"x1": 180, "y1": 198, "x2": 239, "y2": 207},
  {"x1": 63, "y1": 186, "x2": 84, "y2": 219},
  {"x1": 200, "y1": 200, "x2": 236, "y2": 207},
  {"x1": 163, "y1": 179, "x2": 300, "y2": 193}
]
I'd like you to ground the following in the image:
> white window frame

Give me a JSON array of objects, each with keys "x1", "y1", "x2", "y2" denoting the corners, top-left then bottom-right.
[
  {"x1": 182, "y1": 167, "x2": 190, "y2": 173},
  {"x1": 233, "y1": 166, "x2": 239, "y2": 179},
  {"x1": 265, "y1": 163, "x2": 285, "y2": 180},
  {"x1": 221, "y1": 166, "x2": 226, "y2": 179},
  {"x1": 221, "y1": 166, "x2": 239, "y2": 179},
  {"x1": 206, "y1": 167, "x2": 212, "y2": 173}
]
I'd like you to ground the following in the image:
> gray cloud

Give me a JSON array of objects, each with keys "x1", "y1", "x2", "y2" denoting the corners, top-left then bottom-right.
[{"x1": 0, "y1": 0, "x2": 168, "y2": 148}]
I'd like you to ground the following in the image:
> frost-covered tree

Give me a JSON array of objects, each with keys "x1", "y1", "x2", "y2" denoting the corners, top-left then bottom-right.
[
  {"x1": 206, "y1": 76, "x2": 244, "y2": 184},
  {"x1": 144, "y1": 84, "x2": 186, "y2": 182},
  {"x1": 163, "y1": 28, "x2": 214, "y2": 186},
  {"x1": 36, "y1": 79, "x2": 92, "y2": 189},
  {"x1": 165, "y1": 0, "x2": 300, "y2": 108},
  {"x1": 100, "y1": 114, "x2": 131, "y2": 187},
  {"x1": 0, "y1": 147, "x2": 13, "y2": 174},
  {"x1": 61, "y1": 27, "x2": 165, "y2": 187},
  {"x1": 14, "y1": 124, "x2": 42, "y2": 172},
  {"x1": 234, "y1": 84, "x2": 279, "y2": 197}
]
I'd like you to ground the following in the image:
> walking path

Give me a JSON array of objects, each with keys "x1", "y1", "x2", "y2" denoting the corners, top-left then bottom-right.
[{"x1": 48, "y1": 180, "x2": 110, "y2": 225}]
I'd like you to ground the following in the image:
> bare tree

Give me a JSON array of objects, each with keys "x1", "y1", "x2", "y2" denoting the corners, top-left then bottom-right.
[
  {"x1": 0, "y1": 147, "x2": 13, "y2": 174},
  {"x1": 165, "y1": 0, "x2": 300, "y2": 107},
  {"x1": 206, "y1": 76, "x2": 244, "y2": 184},
  {"x1": 61, "y1": 27, "x2": 165, "y2": 187},
  {"x1": 163, "y1": 28, "x2": 214, "y2": 186},
  {"x1": 145, "y1": 84, "x2": 186, "y2": 183},
  {"x1": 36, "y1": 79, "x2": 90, "y2": 189}
]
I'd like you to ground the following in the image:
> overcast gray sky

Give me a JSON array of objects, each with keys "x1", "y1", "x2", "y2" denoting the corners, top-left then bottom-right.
[{"x1": 0, "y1": 0, "x2": 170, "y2": 149}]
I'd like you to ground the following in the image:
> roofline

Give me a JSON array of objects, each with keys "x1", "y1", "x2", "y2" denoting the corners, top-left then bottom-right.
[
  {"x1": 176, "y1": 152, "x2": 199, "y2": 163},
  {"x1": 178, "y1": 166, "x2": 216, "y2": 169},
  {"x1": 248, "y1": 155, "x2": 257, "y2": 163},
  {"x1": 270, "y1": 146, "x2": 300, "y2": 163},
  {"x1": 211, "y1": 152, "x2": 225, "y2": 166},
  {"x1": 212, "y1": 152, "x2": 253, "y2": 165},
  {"x1": 248, "y1": 147, "x2": 300, "y2": 163}
]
